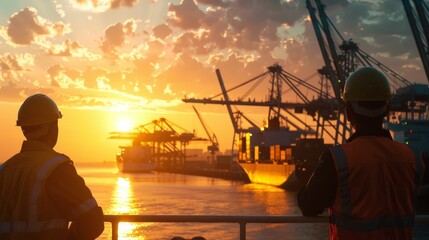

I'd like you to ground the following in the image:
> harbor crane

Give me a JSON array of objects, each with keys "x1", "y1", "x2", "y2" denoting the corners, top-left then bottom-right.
[
  {"x1": 192, "y1": 105, "x2": 219, "y2": 165},
  {"x1": 402, "y1": 0, "x2": 429, "y2": 82},
  {"x1": 109, "y1": 118, "x2": 208, "y2": 168}
]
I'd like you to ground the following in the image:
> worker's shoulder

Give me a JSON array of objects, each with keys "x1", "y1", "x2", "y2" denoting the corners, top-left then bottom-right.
[
  {"x1": 49, "y1": 154, "x2": 78, "y2": 179},
  {"x1": 43, "y1": 152, "x2": 75, "y2": 174},
  {"x1": 54, "y1": 152, "x2": 72, "y2": 161}
]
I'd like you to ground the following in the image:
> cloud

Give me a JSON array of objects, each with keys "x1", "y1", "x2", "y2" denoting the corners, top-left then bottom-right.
[
  {"x1": 167, "y1": 0, "x2": 307, "y2": 54},
  {"x1": 53, "y1": 0, "x2": 66, "y2": 18},
  {"x1": 168, "y1": 0, "x2": 206, "y2": 30},
  {"x1": 100, "y1": 19, "x2": 139, "y2": 55},
  {"x1": 6, "y1": 7, "x2": 51, "y2": 45},
  {"x1": 71, "y1": 0, "x2": 140, "y2": 12},
  {"x1": 6, "y1": 7, "x2": 69, "y2": 46},
  {"x1": 47, "y1": 64, "x2": 84, "y2": 88},
  {"x1": 152, "y1": 24, "x2": 173, "y2": 40},
  {"x1": 48, "y1": 40, "x2": 82, "y2": 56},
  {"x1": 111, "y1": 0, "x2": 140, "y2": 9},
  {"x1": 0, "y1": 53, "x2": 35, "y2": 83},
  {"x1": 51, "y1": 22, "x2": 71, "y2": 36},
  {"x1": 196, "y1": 0, "x2": 231, "y2": 8}
]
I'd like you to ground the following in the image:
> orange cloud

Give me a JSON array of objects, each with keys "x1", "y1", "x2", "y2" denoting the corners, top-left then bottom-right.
[
  {"x1": 71, "y1": 0, "x2": 140, "y2": 12},
  {"x1": 7, "y1": 7, "x2": 50, "y2": 45},
  {"x1": 111, "y1": 0, "x2": 140, "y2": 9},
  {"x1": 152, "y1": 24, "x2": 173, "y2": 40},
  {"x1": 101, "y1": 19, "x2": 138, "y2": 55},
  {"x1": 0, "y1": 53, "x2": 35, "y2": 83},
  {"x1": 48, "y1": 40, "x2": 82, "y2": 56},
  {"x1": 168, "y1": 0, "x2": 205, "y2": 30},
  {"x1": 6, "y1": 7, "x2": 69, "y2": 46}
]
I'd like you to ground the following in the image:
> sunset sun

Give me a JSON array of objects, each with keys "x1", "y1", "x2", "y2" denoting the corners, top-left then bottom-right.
[{"x1": 116, "y1": 118, "x2": 134, "y2": 132}]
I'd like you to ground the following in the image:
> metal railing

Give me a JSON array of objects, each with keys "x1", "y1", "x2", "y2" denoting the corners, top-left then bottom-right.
[{"x1": 104, "y1": 214, "x2": 429, "y2": 240}]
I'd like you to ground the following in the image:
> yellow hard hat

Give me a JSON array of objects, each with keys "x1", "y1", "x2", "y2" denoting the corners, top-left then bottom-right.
[
  {"x1": 16, "y1": 94, "x2": 62, "y2": 126},
  {"x1": 342, "y1": 66, "x2": 391, "y2": 102}
]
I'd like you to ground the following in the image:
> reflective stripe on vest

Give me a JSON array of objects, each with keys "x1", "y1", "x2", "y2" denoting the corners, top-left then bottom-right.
[
  {"x1": 71, "y1": 198, "x2": 98, "y2": 219},
  {"x1": 329, "y1": 145, "x2": 423, "y2": 232},
  {"x1": 0, "y1": 219, "x2": 68, "y2": 232},
  {"x1": 30, "y1": 155, "x2": 67, "y2": 222},
  {"x1": 0, "y1": 155, "x2": 69, "y2": 232}
]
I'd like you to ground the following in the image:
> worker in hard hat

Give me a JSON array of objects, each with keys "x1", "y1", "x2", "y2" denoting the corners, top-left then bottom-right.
[
  {"x1": 0, "y1": 93, "x2": 104, "y2": 239},
  {"x1": 297, "y1": 66, "x2": 426, "y2": 239}
]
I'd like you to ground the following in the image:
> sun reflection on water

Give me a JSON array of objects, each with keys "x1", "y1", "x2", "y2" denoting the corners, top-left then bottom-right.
[{"x1": 111, "y1": 177, "x2": 152, "y2": 239}]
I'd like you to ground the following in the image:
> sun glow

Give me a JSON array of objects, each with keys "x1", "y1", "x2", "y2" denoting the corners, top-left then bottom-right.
[{"x1": 117, "y1": 118, "x2": 134, "y2": 132}]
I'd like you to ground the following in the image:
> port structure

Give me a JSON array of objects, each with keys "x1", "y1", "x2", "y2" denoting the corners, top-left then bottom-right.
[
  {"x1": 183, "y1": 62, "x2": 340, "y2": 162},
  {"x1": 109, "y1": 118, "x2": 208, "y2": 168},
  {"x1": 192, "y1": 105, "x2": 219, "y2": 167},
  {"x1": 307, "y1": 0, "x2": 429, "y2": 156},
  {"x1": 182, "y1": 1, "x2": 428, "y2": 161}
]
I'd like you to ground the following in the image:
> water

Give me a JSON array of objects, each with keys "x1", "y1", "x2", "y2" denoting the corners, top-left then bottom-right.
[{"x1": 76, "y1": 162, "x2": 427, "y2": 240}]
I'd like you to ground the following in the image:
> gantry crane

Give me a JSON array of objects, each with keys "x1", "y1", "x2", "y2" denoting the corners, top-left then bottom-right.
[
  {"x1": 109, "y1": 118, "x2": 208, "y2": 168},
  {"x1": 402, "y1": 0, "x2": 429, "y2": 82},
  {"x1": 192, "y1": 105, "x2": 219, "y2": 165}
]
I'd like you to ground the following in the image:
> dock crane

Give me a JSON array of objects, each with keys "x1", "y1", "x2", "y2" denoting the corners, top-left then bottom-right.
[
  {"x1": 192, "y1": 105, "x2": 219, "y2": 166},
  {"x1": 109, "y1": 118, "x2": 208, "y2": 168},
  {"x1": 402, "y1": 0, "x2": 429, "y2": 82}
]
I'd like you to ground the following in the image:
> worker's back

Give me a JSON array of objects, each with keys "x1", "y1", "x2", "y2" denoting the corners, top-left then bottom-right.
[
  {"x1": 329, "y1": 136, "x2": 421, "y2": 240},
  {"x1": 0, "y1": 145, "x2": 71, "y2": 239}
]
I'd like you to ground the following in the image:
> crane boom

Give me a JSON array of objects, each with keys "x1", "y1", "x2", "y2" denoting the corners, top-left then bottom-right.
[
  {"x1": 191, "y1": 106, "x2": 219, "y2": 164},
  {"x1": 306, "y1": 0, "x2": 342, "y2": 100},
  {"x1": 192, "y1": 106, "x2": 215, "y2": 144},
  {"x1": 216, "y1": 69, "x2": 238, "y2": 132},
  {"x1": 402, "y1": 0, "x2": 429, "y2": 82},
  {"x1": 315, "y1": 0, "x2": 346, "y2": 88}
]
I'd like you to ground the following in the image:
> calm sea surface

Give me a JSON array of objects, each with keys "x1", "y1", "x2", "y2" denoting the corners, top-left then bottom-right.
[{"x1": 75, "y1": 162, "x2": 428, "y2": 240}]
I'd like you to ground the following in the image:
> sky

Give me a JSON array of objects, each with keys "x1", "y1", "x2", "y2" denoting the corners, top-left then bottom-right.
[{"x1": 0, "y1": 0, "x2": 427, "y2": 163}]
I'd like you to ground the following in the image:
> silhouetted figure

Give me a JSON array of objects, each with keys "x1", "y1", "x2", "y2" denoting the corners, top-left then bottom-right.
[
  {"x1": 0, "y1": 93, "x2": 104, "y2": 239},
  {"x1": 298, "y1": 67, "x2": 426, "y2": 240}
]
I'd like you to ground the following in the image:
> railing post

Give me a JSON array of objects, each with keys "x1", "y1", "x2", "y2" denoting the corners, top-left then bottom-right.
[
  {"x1": 239, "y1": 222, "x2": 246, "y2": 240},
  {"x1": 111, "y1": 221, "x2": 119, "y2": 240}
]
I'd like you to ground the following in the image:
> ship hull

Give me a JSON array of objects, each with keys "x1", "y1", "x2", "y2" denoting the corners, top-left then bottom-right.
[
  {"x1": 116, "y1": 161, "x2": 156, "y2": 173},
  {"x1": 239, "y1": 163, "x2": 294, "y2": 186},
  {"x1": 116, "y1": 146, "x2": 156, "y2": 173}
]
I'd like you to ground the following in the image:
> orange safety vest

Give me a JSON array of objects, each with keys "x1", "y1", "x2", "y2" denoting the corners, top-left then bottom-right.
[
  {"x1": 0, "y1": 152, "x2": 71, "y2": 240},
  {"x1": 328, "y1": 136, "x2": 424, "y2": 240}
]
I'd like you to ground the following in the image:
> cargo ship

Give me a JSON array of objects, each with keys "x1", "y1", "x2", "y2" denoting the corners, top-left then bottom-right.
[
  {"x1": 182, "y1": 64, "x2": 340, "y2": 190},
  {"x1": 235, "y1": 116, "x2": 332, "y2": 190},
  {"x1": 116, "y1": 145, "x2": 156, "y2": 173}
]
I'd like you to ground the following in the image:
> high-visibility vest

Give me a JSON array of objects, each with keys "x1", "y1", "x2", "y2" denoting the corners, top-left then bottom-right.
[
  {"x1": 0, "y1": 153, "x2": 71, "y2": 240},
  {"x1": 329, "y1": 136, "x2": 424, "y2": 240}
]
